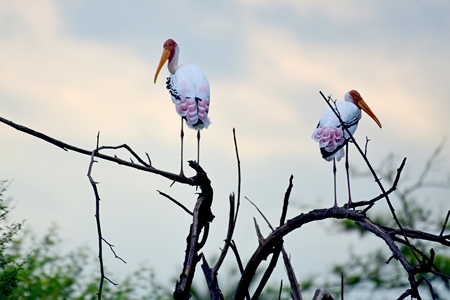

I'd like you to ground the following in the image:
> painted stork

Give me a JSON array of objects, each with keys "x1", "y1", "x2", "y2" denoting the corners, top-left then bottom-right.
[
  {"x1": 154, "y1": 39, "x2": 210, "y2": 177},
  {"x1": 311, "y1": 90, "x2": 382, "y2": 208}
]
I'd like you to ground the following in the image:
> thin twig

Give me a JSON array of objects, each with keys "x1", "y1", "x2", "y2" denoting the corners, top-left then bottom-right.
[
  {"x1": 102, "y1": 238, "x2": 126, "y2": 263},
  {"x1": 282, "y1": 249, "x2": 302, "y2": 300},
  {"x1": 246, "y1": 177, "x2": 302, "y2": 300},
  {"x1": 403, "y1": 139, "x2": 447, "y2": 198},
  {"x1": 246, "y1": 197, "x2": 274, "y2": 231},
  {"x1": 351, "y1": 157, "x2": 407, "y2": 211},
  {"x1": 280, "y1": 175, "x2": 294, "y2": 227},
  {"x1": 157, "y1": 190, "x2": 193, "y2": 216},
  {"x1": 253, "y1": 218, "x2": 265, "y2": 244},
  {"x1": 364, "y1": 136, "x2": 371, "y2": 157},
  {"x1": 233, "y1": 128, "x2": 242, "y2": 221},
  {"x1": 278, "y1": 280, "x2": 283, "y2": 300},
  {"x1": 420, "y1": 276, "x2": 438, "y2": 300},
  {"x1": 440, "y1": 210, "x2": 450, "y2": 237},
  {"x1": 252, "y1": 241, "x2": 283, "y2": 300},
  {"x1": 212, "y1": 193, "x2": 235, "y2": 273},
  {"x1": 87, "y1": 133, "x2": 105, "y2": 299},
  {"x1": 226, "y1": 240, "x2": 250, "y2": 300},
  {"x1": 227, "y1": 240, "x2": 245, "y2": 275},
  {"x1": 212, "y1": 129, "x2": 242, "y2": 274}
]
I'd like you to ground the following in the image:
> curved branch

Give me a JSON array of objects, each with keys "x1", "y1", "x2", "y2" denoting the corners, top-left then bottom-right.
[{"x1": 232, "y1": 207, "x2": 422, "y2": 300}]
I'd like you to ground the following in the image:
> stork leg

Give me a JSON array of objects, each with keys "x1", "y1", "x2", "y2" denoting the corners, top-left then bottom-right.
[
  {"x1": 333, "y1": 158, "x2": 338, "y2": 208},
  {"x1": 179, "y1": 117, "x2": 185, "y2": 179},
  {"x1": 197, "y1": 130, "x2": 201, "y2": 165},
  {"x1": 345, "y1": 143, "x2": 352, "y2": 207},
  {"x1": 195, "y1": 130, "x2": 201, "y2": 190}
]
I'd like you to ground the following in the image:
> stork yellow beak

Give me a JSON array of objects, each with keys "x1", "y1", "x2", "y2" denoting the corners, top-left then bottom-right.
[
  {"x1": 358, "y1": 99, "x2": 382, "y2": 128},
  {"x1": 154, "y1": 49, "x2": 171, "y2": 84}
]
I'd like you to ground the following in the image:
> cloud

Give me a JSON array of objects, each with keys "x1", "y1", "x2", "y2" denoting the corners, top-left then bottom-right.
[
  {"x1": 0, "y1": 2, "x2": 180, "y2": 145},
  {"x1": 220, "y1": 19, "x2": 450, "y2": 150},
  {"x1": 2, "y1": 1, "x2": 449, "y2": 164},
  {"x1": 237, "y1": 0, "x2": 377, "y2": 21}
]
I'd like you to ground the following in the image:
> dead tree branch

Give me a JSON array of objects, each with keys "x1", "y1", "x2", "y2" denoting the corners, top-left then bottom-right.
[
  {"x1": 173, "y1": 161, "x2": 214, "y2": 300},
  {"x1": 350, "y1": 157, "x2": 407, "y2": 211},
  {"x1": 87, "y1": 133, "x2": 125, "y2": 299},
  {"x1": 201, "y1": 128, "x2": 243, "y2": 299},
  {"x1": 232, "y1": 202, "x2": 450, "y2": 300},
  {"x1": 0, "y1": 115, "x2": 197, "y2": 186},
  {"x1": 233, "y1": 209, "x2": 367, "y2": 300},
  {"x1": 245, "y1": 176, "x2": 303, "y2": 300},
  {"x1": 157, "y1": 190, "x2": 193, "y2": 216}
]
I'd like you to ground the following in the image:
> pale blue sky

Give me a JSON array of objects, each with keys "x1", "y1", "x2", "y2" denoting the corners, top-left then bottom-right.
[{"x1": 1, "y1": 1, "x2": 449, "y2": 297}]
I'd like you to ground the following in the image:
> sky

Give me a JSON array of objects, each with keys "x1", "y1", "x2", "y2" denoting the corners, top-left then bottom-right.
[{"x1": 1, "y1": 0, "x2": 450, "y2": 298}]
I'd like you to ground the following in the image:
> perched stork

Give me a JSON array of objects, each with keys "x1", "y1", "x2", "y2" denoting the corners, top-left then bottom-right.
[
  {"x1": 311, "y1": 90, "x2": 382, "y2": 208},
  {"x1": 154, "y1": 39, "x2": 210, "y2": 177}
]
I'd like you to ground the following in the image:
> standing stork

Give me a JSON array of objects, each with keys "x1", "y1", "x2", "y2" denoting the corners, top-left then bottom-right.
[
  {"x1": 154, "y1": 39, "x2": 211, "y2": 177},
  {"x1": 311, "y1": 90, "x2": 382, "y2": 208}
]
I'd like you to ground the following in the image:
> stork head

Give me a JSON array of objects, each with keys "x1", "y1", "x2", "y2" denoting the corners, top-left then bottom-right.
[
  {"x1": 154, "y1": 39, "x2": 178, "y2": 83},
  {"x1": 346, "y1": 90, "x2": 382, "y2": 128}
]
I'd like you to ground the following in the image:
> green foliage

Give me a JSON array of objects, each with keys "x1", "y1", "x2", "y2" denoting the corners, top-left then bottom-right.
[
  {"x1": 8, "y1": 225, "x2": 173, "y2": 299},
  {"x1": 0, "y1": 180, "x2": 23, "y2": 300},
  {"x1": 0, "y1": 180, "x2": 172, "y2": 299}
]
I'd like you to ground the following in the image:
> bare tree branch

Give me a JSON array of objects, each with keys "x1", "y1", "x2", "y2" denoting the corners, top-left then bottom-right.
[
  {"x1": 282, "y1": 250, "x2": 303, "y2": 300},
  {"x1": 157, "y1": 190, "x2": 193, "y2": 216},
  {"x1": 87, "y1": 133, "x2": 124, "y2": 299},
  {"x1": 313, "y1": 289, "x2": 334, "y2": 300},
  {"x1": 349, "y1": 157, "x2": 407, "y2": 211},
  {"x1": 0, "y1": 115, "x2": 196, "y2": 185},
  {"x1": 280, "y1": 175, "x2": 294, "y2": 227},
  {"x1": 440, "y1": 210, "x2": 450, "y2": 237},
  {"x1": 202, "y1": 128, "x2": 243, "y2": 299},
  {"x1": 173, "y1": 161, "x2": 214, "y2": 300},
  {"x1": 246, "y1": 176, "x2": 303, "y2": 300},
  {"x1": 403, "y1": 139, "x2": 447, "y2": 198},
  {"x1": 232, "y1": 205, "x2": 445, "y2": 300},
  {"x1": 212, "y1": 128, "x2": 242, "y2": 274},
  {"x1": 201, "y1": 255, "x2": 224, "y2": 300},
  {"x1": 252, "y1": 241, "x2": 283, "y2": 300}
]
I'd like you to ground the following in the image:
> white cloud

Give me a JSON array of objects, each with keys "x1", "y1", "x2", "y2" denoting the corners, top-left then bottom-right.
[{"x1": 237, "y1": 0, "x2": 377, "y2": 21}]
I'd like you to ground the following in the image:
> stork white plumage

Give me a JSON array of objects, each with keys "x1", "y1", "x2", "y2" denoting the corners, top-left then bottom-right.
[
  {"x1": 154, "y1": 39, "x2": 210, "y2": 178},
  {"x1": 312, "y1": 90, "x2": 382, "y2": 208}
]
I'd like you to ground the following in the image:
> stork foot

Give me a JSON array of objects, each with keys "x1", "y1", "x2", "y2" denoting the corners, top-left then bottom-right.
[
  {"x1": 346, "y1": 199, "x2": 354, "y2": 210},
  {"x1": 324, "y1": 203, "x2": 339, "y2": 217},
  {"x1": 169, "y1": 170, "x2": 186, "y2": 187},
  {"x1": 179, "y1": 169, "x2": 186, "y2": 182}
]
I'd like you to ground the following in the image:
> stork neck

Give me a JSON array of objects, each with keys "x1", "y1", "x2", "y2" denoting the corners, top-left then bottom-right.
[{"x1": 168, "y1": 46, "x2": 180, "y2": 74}]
